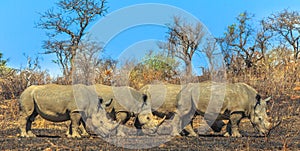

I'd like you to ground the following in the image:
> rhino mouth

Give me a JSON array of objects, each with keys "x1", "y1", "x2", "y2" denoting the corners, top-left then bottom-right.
[
  {"x1": 264, "y1": 119, "x2": 281, "y2": 137},
  {"x1": 253, "y1": 119, "x2": 281, "y2": 137},
  {"x1": 139, "y1": 115, "x2": 166, "y2": 135}
]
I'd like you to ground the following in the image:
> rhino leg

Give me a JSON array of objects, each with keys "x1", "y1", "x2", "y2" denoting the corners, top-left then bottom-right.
[
  {"x1": 179, "y1": 110, "x2": 197, "y2": 137},
  {"x1": 170, "y1": 113, "x2": 181, "y2": 136},
  {"x1": 79, "y1": 120, "x2": 89, "y2": 137},
  {"x1": 185, "y1": 123, "x2": 197, "y2": 137},
  {"x1": 224, "y1": 113, "x2": 242, "y2": 137},
  {"x1": 115, "y1": 112, "x2": 129, "y2": 136},
  {"x1": 19, "y1": 109, "x2": 38, "y2": 137},
  {"x1": 68, "y1": 112, "x2": 82, "y2": 138}
]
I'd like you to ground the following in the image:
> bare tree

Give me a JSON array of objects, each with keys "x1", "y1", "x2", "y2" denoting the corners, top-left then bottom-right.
[
  {"x1": 217, "y1": 12, "x2": 268, "y2": 74},
  {"x1": 165, "y1": 16, "x2": 205, "y2": 79},
  {"x1": 265, "y1": 9, "x2": 300, "y2": 60},
  {"x1": 224, "y1": 12, "x2": 255, "y2": 68},
  {"x1": 255, "y1": 20, "x2": 273, "y2": 64},
  {"x1": 37, "y1": 0, "x2": 107, "y2": 83},
  {"x1": 73, "y1": 40, "x2": 102, "y2": 85}
]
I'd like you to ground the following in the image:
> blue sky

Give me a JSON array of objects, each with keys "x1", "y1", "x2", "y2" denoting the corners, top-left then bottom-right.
[{"x1": 1, "y1": 0, "x2": 300, "y2": 76}]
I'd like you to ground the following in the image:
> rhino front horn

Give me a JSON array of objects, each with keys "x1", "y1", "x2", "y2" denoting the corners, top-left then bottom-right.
[
  {"x1": 266, "y1": 116, "x2": 281, "y2": 137},
  {"x1": 272, "y1": 117, "x2": 282, "y2": 129},
  {"x1": 158, "y1": 115, "x2": 166, "y2": 126}
]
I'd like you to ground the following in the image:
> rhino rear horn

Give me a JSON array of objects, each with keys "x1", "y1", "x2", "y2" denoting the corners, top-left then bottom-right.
[{"x1": 264, "y1": 97, "x2": 271, "y2": 102}]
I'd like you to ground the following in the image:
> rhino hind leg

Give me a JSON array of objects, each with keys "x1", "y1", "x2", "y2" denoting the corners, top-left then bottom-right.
[
  {"x1": 68, "y1": 112, "x2": 82, "y2": 138},
  {"x1": 181, "y1": 113, "x2": 198, "y2": 136},
  {"x1": 19, "y1": 108, "x2": 38, "y2": 137},
  {"x1": 224, "y1": 113, "x2": 243, "y2": 137}
]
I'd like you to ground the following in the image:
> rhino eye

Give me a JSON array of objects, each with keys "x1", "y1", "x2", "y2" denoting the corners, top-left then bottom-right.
[
  {"x1": 258, "y1": 117, "x2": 262, "y2": 121},
  {"x1": 147, "y1": 117, "x2": 150, "y2": 120}
]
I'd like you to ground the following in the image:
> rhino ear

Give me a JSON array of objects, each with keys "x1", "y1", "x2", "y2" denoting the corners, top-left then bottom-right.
[
  {"x1": 142, "y1": 94, "x2": 148, "y2": 103},
  {"x1": 97, "y1": 97, "x2": 104, "y2": 111},
  {"x1": 98, "y1": 97, "x2": 103, "y2": 104},
  {"x1": 255, "y1": 94, "x2": 261, "y2": 105}
]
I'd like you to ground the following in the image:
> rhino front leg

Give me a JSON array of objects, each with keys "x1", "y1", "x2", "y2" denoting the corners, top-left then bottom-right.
[
  {"x1": 79, "y1": 120, "x2": 89, "y2": 137},
  {"x1": 115, "y1": 112, "x2": 129, "y2": 136},
  {"x1": 171, "y1": 113, "x2": 181, "y2": 136},
  {"x1": 225, "y1": 113, "x2": 243, "y2": 137},
  {"x1": 68, "y1": 112, "x2": 82, "y2": 138}
]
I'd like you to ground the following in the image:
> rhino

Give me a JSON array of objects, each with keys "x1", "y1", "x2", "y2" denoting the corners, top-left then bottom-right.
[
  {"x1": 171, "y1": 82, "x2": 279, "y2": 137},
  {"x1": 140, "y1": 83, "x2": 227, "y2": 135},
  {"x1": 91, "y1": 84, "x2": 165, "y2": 135},
  {"x1": 19, "y1": 84, "x2": 120, "y2": 138}
]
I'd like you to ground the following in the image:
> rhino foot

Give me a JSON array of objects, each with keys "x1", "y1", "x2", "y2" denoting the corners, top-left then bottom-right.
[
  {"x1": 232, "y1": 132, "x2": 242, "y2": 137},
  {"x1": 67, "y1": 132, "x2": 82, "y2": 138},
  {"x1": 223, "y1": 132, "x2": 230, "y2": 137},
  {"x1": 27, "y1": 131, "x2": 36, "y2": 137},
  {"x1": 187, "y1": 133, "x2": 197, "y2": 137},
  {"x1": 81, "y1": 132, "x2": 90, "y2": 137},
  {"x1": 223, "y1": 132, "x2": 242, "y2": 137},
  {"x1": 20, "y1": 131, "x2": 36, "y2": 138}
]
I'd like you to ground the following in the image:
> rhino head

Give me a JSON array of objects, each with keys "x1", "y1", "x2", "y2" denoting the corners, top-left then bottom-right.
[
  {"x1": 82, "y1": 97, "x2": 119, "y2": 137},
  {"x1": 89, "y1": 109, "x2": 120, "y2": 137},
  {"x1": 250, "y1": 95, "x2": 279, "y2": 136},
  {"x1": 136, "y1": 94, "x2": 166, "y2": 135}
]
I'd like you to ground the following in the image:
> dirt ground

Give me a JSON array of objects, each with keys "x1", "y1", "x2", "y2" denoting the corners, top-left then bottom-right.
[{"x1": 0, "y1": 99, "x2": 299, "y2": 151}]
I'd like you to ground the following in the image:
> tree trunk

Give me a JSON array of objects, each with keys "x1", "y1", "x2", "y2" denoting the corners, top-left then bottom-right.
[{"x1": 184, "y1": 60, "x2": 192, "y2": 83}]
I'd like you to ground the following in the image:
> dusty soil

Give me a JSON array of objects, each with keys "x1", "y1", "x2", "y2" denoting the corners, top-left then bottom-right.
[{"x1": 0, "y1": 99, "x2": 299, "y2": 150}]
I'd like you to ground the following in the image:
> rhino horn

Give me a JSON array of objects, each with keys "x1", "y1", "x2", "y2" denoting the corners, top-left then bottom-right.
[
  {"x1": 266, "y1": 116, "x2": 281, "y2": 136},
  {"x1": 272, "y1": 116, "x2": 282, "y2": 129},
  {"x1": 264, "y1": 97, "x2": 271, "y2": 102},
  {"x1": 154, "y1": 115, "x2": 166, "y2": 126},
  {"x1": 159, "y1": 115, "x2": 166, "y2": 125},
  {"x1": 104, "y1": 98, "x2": 113, "y2": 107}
]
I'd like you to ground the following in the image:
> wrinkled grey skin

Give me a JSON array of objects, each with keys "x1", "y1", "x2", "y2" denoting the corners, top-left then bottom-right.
[
  {"x1": 172, "y1": 82, "x2": 274, "y2": 137},
  {"x1": 140, "y1": 84, "x2": 225, "y2": 135},
  {"x1": 91, "y1": 84, "x2": 165, "y2": 135},
  {"x1": 19, "y1": 84, "x2": 119, "y2": 138},
  {"x1": 140, "y1": 84, "x2": 183, "y2": 119}
]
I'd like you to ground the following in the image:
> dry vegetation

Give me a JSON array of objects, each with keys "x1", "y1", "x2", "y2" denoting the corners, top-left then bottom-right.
[{"x1": 0, "y1": 1, "x2": 300, "y2": 149}]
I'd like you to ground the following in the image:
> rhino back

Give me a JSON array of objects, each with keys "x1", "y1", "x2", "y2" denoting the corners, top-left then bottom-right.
[
  {"x1": 141, "y1": 84, "x2": 183, "y2": 114},
  {"x1": 19, "y1": 85, "x2": 38, "y2": 111},
  {"x1": 190, "y1": 82, "x2": 257, "y2": 116},
  {"x1": 32, "y1": 84, "x2": 98, "y2": 120},
  {"x1": 94, "y1": 85, "x2": 147, "y2": 114},
  {"x1": 113, "y1": 86, "x2": 147, "y2": 114}
]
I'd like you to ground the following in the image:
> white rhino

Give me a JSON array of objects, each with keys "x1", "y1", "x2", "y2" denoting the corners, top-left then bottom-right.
[
  {"x1": 171, "y1": 82, "x2": 279, "y2": 137},
  {"x1": 91, "y1": 84, "x2": 165, "y2": 135},
  {"x1": 19, "y1": 84, "x2": 119, "y2": 138},
  {"x1": 140, "y1": 83, "x2": 225, "y2": 135}
]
